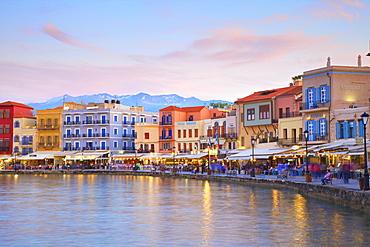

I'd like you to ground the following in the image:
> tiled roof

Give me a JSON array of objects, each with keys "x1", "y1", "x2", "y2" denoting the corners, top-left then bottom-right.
[
  {"x1": 235, "y1": 86, "x2": 300, "y2": 103},
  {"x1": 160, "y1": 106, "x2": 184, "y2": 111},
  {"x1": 183, "y1": 106, "x2": 206, "y2": 112},
  {"x1": 278, "y1": 86, "x2": 302, "y2": 97},
  {"x1": 0, "y1": 101, "x2": 33, "y2": 109},
  {"x1": 160, "y1": 106, "x2": 206, "y2": 112},
  {"x1": 14, "y1": 112, "x2": 36, "y2": 119}
]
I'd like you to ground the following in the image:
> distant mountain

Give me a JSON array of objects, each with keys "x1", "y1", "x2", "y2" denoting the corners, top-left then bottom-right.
[{"x1": 27, "y1": 93, "x2": 233, "y2": 112}]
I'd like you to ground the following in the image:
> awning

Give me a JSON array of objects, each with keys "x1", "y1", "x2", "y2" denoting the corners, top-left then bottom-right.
[
  {"x1": 113, "y1": 153, "x2": 143, "y2": 158},
  {"x1": 140, "y1": 153, "x2": 165, "y2": 159},
  {"x1": 178, "y1": 153, "x2": 209, "y2": 159},
  {"x1": 18, "y1": 151, "x2": 57, "y2": 160},
  {"x1": 65, "y1": 151, "x2": 109, "y2": 160}
]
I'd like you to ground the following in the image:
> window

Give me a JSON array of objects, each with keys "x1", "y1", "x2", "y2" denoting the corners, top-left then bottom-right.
[
  {"x1": 319, "y1": 119, "x2": 327, "y2": 137},
  {"x1": 0, "y1": 125, "x2": 3, "y2": 134},
  {"x1": 183, "y1": 130, "x2": 186, "y2": 138},
  {"x1": 113, "y1": 141, "x2": 118, "y2": 148},
  {"x1": 178, "y1": 130, "x2": 181, "y2": 138},
  {"x1": 131, "y1": 117, "x2": 135, "y2": 124},
  {"x1": 54, "y1": 118, "x2": 58, "y2": 126},
  {"x1": 5, "y1": 109, "x2": 10, "y2": 118},
  {"x1": 306, "y1": 87, "x2": 316, "y2": 109},
  {"x1": 5, "y1": 125, "x2": 10, "y2": 133},
  {"x1": 151, "y1": 144, "x2": 155, "y2": 151},
  {"x1": 189, "y1": 115, "x2": 193, "y2": 121},
  {"x1": 54, "y1": 136, "x2": 59, "y2": 146},
  {"x1": 14, "y1": 121, "x2": 20, "y2": 128},
  {"x1": 285, "y1": 107, "x2": 290, "y2": 118},
  {"x1": 0, "y1": 110, "x2": 3, "y2": 118},
  {"x1": 259, "y1": 105, "x2": 270, "y2": 119},
  {"x1": 319, "y1": 85, "x2": 330, "y2": 103},
  {"x1": 337, "y1": 121, "x2": 346, "y2": 139},
  {"x1": 114, "y1": 128, "x2": 118, "y2": 135},
  {"x1": 359, "y1": 119, "x2": 365, "y2": 137},
  {"x1": 114, "y1": 115, "x2": 118, "y2": 122},
  {"x1": 14, "y1": 135, "x2": 19, "y2": 142},
  {"x1": 140, "y1": 117, "x2": 144, "y2": 123},
  {"x1": 247, "y1": 108, "x2": 255, "y2": 121},
  {"x1": 47, "y1": 118, "x2": 52, "y2": 126},
  {"x1": 348, "y1": 121, "x2": 356, "y2": 138},
  {"x1": 279, "y1": 108, "x2": 283, "y2": 118},
  {"x1": 195, "y1": 129, "x2": 198, "y2": 137},
  {"x1": 189, "y1": 129, "x2": 192, "y2": 138},
  {"x1": 144, "y1": 133, "x2": 150, "y2": 139},
  {"x1": 47, "y1": 136, "x2": 52, "y2": 145}
]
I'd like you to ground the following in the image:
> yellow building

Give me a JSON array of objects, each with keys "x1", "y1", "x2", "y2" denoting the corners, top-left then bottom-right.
[
  {"x1": 135, "y1": 121, "x2": 159, "y2": 153},
  {"x1": 36, "y1": 107, "x2": 63, "y2": 151}
]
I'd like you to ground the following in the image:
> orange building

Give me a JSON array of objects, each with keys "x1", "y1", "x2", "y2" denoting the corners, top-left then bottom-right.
[{"x1": 158, "y1": 106, "x2": 225, "y2": 153}]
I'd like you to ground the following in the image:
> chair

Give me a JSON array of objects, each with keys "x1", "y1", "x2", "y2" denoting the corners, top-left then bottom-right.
[{"x1": 277, "y1": 170, "x2": 288, "y2": 179}]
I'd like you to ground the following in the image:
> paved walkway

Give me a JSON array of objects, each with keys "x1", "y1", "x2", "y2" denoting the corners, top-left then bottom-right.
[{"x1": 159, "y1": 171, "x2": 367, "y2": 192}]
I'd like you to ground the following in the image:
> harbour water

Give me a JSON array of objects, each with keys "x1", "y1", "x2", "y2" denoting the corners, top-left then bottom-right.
[{"x1": 0, "y1": 174, "x2": 369, "y2": 246}]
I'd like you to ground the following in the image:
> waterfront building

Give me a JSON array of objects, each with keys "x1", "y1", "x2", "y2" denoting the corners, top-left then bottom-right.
[
  {"x1": 0, "y1": 101, "x2": 36, "y2": 156},
  {"x1": 158, "y1": 106, "x2": 225, "y2": 153},
  {"x1": 276, "y1": 82, "x2": 303, "y2": 147},
  {"x1": 235, "y1": 85, "x2": 301, "y2": 149},
  {"x1": 36, "y1": 107, "x2": 63, "y2": 151},
  {"x1": 135, "y1": 121, "x2": 159, "y2": 153},
  {"x1": 62, "y1": 100, "x2": 158, "y2": 153},
  {"x1": 301, "y1": 56, "x2": 370, "y2": 144}
]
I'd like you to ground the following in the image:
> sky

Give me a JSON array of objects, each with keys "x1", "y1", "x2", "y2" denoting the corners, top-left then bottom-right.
[{"x1": 0, "y1": 0, "x2": 369, "y2": 104}]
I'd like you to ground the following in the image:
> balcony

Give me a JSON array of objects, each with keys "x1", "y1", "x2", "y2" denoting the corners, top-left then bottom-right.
[
  {"x1": 95, "y1": 120, "x2": 110, "y2": 124},
  {"x1": 278, "y1": 112, "x2": 302, "y2": 119},
  {"x1": 277, "y1": 137, "x2": 304, "y2": 146},
  {"x1": 160, "y1": 136, "x2": 173, "y2": 140},
  {"x1": 122, "y1": 121, "x2": 132, "y2": 126},
  {"x1": 38, "y1": 125, "x2": 59, "y2": 130},
  {"x1": 259, "y1": 137, "x2": 278, "y2": 143},
  {"x1": 299, "y1": 133, "x2": 329, "y2": 142},
  {"x1": 122, "y1": 133, "x2": 137, "y2": 138},
  {"x1": 160, "y1": 121, "x2": 172, "y2": 126},
  {"x1": 63, "y1": 121, "x2": 82, "y2": 125},
  {"x1": 0, "y1": 147, "x2": 10, "y2": 151},
  {"x1": 301, "y1": 101, "x2": 330, "y2": 111}
]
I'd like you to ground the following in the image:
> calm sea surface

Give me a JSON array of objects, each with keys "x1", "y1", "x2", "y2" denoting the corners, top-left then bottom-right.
[{"x1": 0, "y1": 174, "x2": 369, "y2": 247}]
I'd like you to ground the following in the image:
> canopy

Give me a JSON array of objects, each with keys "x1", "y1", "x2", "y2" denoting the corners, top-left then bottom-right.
[{"x1": 18, "y1": 151, "x2": 57, "y2": 160}]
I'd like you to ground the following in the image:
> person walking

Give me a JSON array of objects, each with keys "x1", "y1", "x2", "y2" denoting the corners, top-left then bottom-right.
[{"x1": 343, "y1": 163, "x2": 350, "y2": 184}]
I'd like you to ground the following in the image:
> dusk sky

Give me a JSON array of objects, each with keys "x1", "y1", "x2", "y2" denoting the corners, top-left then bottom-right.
[{"x1": 0, "y1": 0, "x2": 369, "y2": 104}]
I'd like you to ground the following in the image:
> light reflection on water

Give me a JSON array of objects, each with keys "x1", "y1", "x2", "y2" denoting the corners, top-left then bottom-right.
[{"x1": 0, "y1": 174, "x2": 369, "y2": 247}]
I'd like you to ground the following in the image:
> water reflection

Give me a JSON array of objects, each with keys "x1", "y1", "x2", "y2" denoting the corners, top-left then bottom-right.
[{"x1": 0, "y1": 174, "x2": 369, "y2": 246}]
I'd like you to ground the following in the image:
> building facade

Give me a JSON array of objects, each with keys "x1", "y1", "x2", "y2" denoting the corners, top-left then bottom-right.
[
  {"x1": 36, "y1": 107, "x2": 63, "y2": 151},
  {"x1": 301, "y1": 57, "x2": 370, "y2": 144},
  {"x1": 0, "y1": 101, "x2": 36, "y2": 156},
  {"x1": 62, "y1": 100, "x2": 158, "y2": 153}
]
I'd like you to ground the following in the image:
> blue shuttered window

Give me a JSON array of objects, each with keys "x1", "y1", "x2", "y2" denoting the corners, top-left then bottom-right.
[{"x1": 359, "y1": 119, "x2": 365, "y2": 137}]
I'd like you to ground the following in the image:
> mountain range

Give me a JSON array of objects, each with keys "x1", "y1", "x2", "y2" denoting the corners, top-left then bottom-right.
[{"x1": 27, "y1": 93, "x2": 233, "y2": 112}]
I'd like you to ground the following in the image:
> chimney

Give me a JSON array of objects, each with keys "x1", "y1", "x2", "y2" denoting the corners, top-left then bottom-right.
[{"x1": 358, "y1": 55, "x2": 362, "y2": 67}]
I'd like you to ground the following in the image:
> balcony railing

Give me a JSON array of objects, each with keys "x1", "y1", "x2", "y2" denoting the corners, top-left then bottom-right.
[
  {"x1": 277, "y1": 137, "x2": 304, "y2": 146},
  {"x1": 38, "y1": 125, "x2": 59, "y2": 130},
  {"x1": 279, "y1": 112, "x2": 302, "y2": 118},
  {"x1": 301, "y1": 101, "x2": 330, "y2": 110},
  {"x1": 160, "y1": 121, "x2": 172, "y2": 125},
  {"x1": 299, "y1": 133, "x2": 329, "y2": 142},
  {"x1": 259, "y1": 137, "x2": 278, "y2": 143},
  {"x1": 122, "y1": 133, "x2": 137, "y2": 138},
  {"x1": 63, "y1": 146, "x2": 110, "y2": 151},
  {"x1": 160, "y1": 136, "x2": 173, "y2": 140},
  {"x1": 122, "y1": 121, "x2": 132, "y2": 125}
]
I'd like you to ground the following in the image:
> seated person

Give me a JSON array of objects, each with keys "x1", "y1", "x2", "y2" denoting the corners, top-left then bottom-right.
[{"x1": 321, "y1": 170, "x2": 331, "y2": 185}]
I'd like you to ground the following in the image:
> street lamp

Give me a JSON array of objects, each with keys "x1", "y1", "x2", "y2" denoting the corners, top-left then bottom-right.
[
  {"x1": 173, "y1": 146, "x2": 176, "y2": 173},
  {"x1": 304, "y1": 130, "x2": 311, "y2": 182},
  {"x1": 251, "y1": 138, "x2": 256, "y2": 177},
  {"x1": 361, "y1": 112, "x2": 369, "y2": 190}
]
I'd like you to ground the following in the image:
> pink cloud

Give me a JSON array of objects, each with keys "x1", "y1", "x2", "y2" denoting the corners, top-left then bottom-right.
[
  {"x1": 42, "y1": 23, "x2": 104, "y2": 51},
  {"x1": 309, "y1": 0, "x2": 367, "y2": 20}
]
